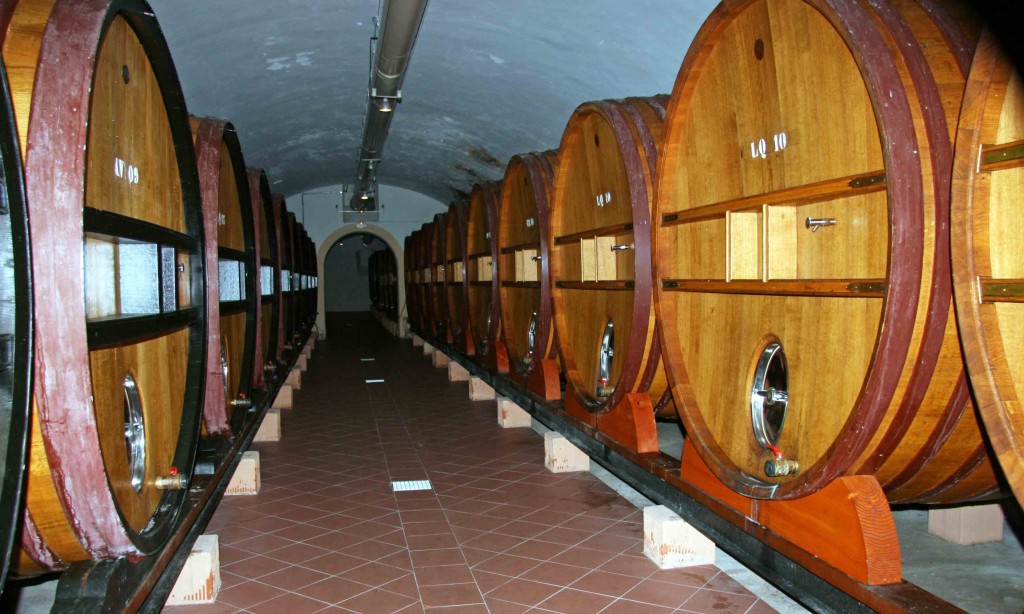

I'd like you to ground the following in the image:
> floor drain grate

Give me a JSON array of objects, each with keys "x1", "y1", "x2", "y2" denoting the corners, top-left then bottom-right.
[{"x1": 391, "y1": 480, "x2": 432, "y2": 492}]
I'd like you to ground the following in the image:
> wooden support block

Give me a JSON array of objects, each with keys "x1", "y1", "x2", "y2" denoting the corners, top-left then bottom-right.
[
  {"x1": 596, "y1": 392, "x2": 659, "y2": 453},
  {"x1": 497, "y1": 396, "x2": 530, "y2": 428},
  {"x1": 302, "y1": 343, "x2": 312, "y2": 359},
  {"x1": 643, "y1": 505, "x2": 716, "y2": 569},
  {"x1": 423, "y1": 342, "x2": 434, "y2": 355},
  {"x1": 528, "y1": 358, "x2": 562, "y2": 401},
  {"x1": 285, "y1": 367, "x2": 301, "y2": 389},
  {"x1": 272, "y1": 385, "x2": 293, "y2": 410},
  {"x1": 928, "y1": 504, "x2": 1005, "y2": 545},
  {"x1": 166, "y1": 534, "x2": 220, "y2": 605},
  {"x1": 469, "y1": 377, "x2": 496, "y2": 401},
  {"x1": 253, "y1": 408, "x2": 281, "y2": 442},
  {"x1": 225, "y1": 451, "x2": 261, "y2": 496},
  {"x1": 412, "y1": 334, "x2": 424, "y2": 347},
  {"x1": 545, "y1": 431, "x2": 590, "y2": 473},
  {"x1": 448, "y1": 361, "x2": 470, "y2": 381},
  {"x1": 296, "y1": 353, "x2": 308, "y2": 372},
  {"x1": 432, "y1": 350, "x2": 450, "y2": 368}
]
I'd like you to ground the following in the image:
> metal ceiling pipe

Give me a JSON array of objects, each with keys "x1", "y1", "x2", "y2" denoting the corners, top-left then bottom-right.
[{"x1": 352, "y1": 0, "x2": 429, "y2": 210}]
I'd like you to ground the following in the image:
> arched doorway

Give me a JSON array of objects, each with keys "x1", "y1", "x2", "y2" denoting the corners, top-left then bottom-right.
[{"x1": 317, "y1": 224, "x2": 406, "y2": 339}]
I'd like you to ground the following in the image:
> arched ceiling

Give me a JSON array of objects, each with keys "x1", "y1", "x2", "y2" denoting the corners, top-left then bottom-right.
[{"x1": 151, "y1": 0, "x2": 719, "y2": 205}]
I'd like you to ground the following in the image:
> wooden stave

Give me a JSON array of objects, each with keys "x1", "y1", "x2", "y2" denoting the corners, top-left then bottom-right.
[
  {"x1": 418, "y1": 222, "x2": 435, "y2": 334},
  {"x1": 282, "y1": 211, "x2": 298, "y2": 351},
  {"x1": 404, "y1": 230, "x2": 418, "y2": 332},
  {"x1": 549, "y1": 97, "x2": 671, "y2": 415},
  {"x1": 951, "y1": 30, "x2": 1024, "y2": 507},
  {"x1": 270, "y1": 195, "x2": 287, "y2": 364},
  {"x1": 466, "y1": 181, "x2": 503, "y2": 361},
  {"x1": 445, "y1": 201, "x2": 472, "y2": 352},
  {"x1": 3, "y1": 0, "x2": 206, "y2": 569},
  {"x1": 0, "y1": 51, "x2": 31, "y2": 586},
  {"x1": 430, "y1": 213, "x2": 448, "y2": 341},
  {"x1": 497, "y1": 151, "x2": 559, "y2": 378},
  {"x1": 191, "y1": 117, "x2": 257, "y2": 437},
  {"x1": 246, "y1": 167, "x2": 276, "y2": 391},
  {"x1": 652, "y1": 0, "x2": 996, "y2": 503}
]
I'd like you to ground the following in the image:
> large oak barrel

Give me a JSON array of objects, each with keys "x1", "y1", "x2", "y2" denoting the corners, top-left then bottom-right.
[
  {"x1": 418, "y1": 222, "x2": 435, "y2": 334},
  {"x1": 498, "y1": 151, "x2": 559, "y2": 378},
  {"x1": 404, "y1": 230, "x2": 420, "y2": 332},
  {"x1": 445, "y1": 201, "x2": 471, "y2": 353},
  {"x1": 653, "y1": 0, "x2": 996, "y2": 503},
  {"x1": 247, "y1": 168, "x2": 278, "y2": 389},
  {"x1": 952, "y1": 30, "x2": 1024, "y2": 507},
  {"x1": 466, "y1": 181, "x2": 504, "y2": 368},
  {"x1": 430, "y1": 213, "x2": 448, "y2": 341},
  {"x1": 2, "y1": 0, "x2": 206, "y2": 572},
  {"x1": 281, "y1": 210, "x2": 298, "y2": 353},
  {"x1": 191, "y1": 117, "x2": 257, "y2": 436},
  {"x1": 270, "y1": 195, "x2": 288, "y2": 364},
  {"x1": 0, "y1": 52, "x2": 31, "y2": 586},
  {"x1": 550, "y1": 97, "x2": 674, "y2": 416}
]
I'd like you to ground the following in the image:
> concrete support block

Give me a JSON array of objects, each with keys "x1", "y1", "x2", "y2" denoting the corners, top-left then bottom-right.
[
  {"x1": 643, "y1": 505, "x2": 716, "y2": 569},
  {"x1": 497, "y1": 396, "x2": 531, "y2": 428},
  {"x1": 254, "y1": 409, "x2": 281, "y2": 442},
  {"x1": 296, "y1": 353, "x2": 308, "y2": 372},
  {"x1": 412, "y1": 334, "x2": 424, "y2": 347},
  {"x1": 448, "y1": 361, "x2": 470, "y2": 381},
  {"x1": 423, "y1": 342, "x2": 434, "y2": 355},
  {"x1": 469, "y1": 377, "x2": 496, "y2": 401},
  {"x1": 544, "y1": 432, "x2": 590, "y2": 473},
  {"x1": 928, "y1": 504, "x2": 1005, "y2": 545},
  {"x1": 272, "y1": 384, "x2": 293, "y2": 410},
  {"x1": 166, "y1": 534, "x2": 220, "y2": 605},
  {"x1": 432, "y1": 350, "x2": 450, "y2": 368},
  {"x1": 285, "y1": 367, "x2": 301, "y2": 389},
  {"x1": 301, "y1": 343, "x2": 312, "y2": 359},
  {"x1": 225, "y1": 451, "x2": 261, "y2": 496}
]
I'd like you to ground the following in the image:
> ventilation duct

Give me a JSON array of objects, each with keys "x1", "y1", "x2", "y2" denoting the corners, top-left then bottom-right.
[{"x1": 351, "y1": 0, "x2": 430, "y2": 212}]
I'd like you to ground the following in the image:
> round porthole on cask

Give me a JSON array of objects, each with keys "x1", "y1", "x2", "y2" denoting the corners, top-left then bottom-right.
[
  {"x1": 952, "y1": 30, "x2": 1024, "y2": 508},
  {"x1": 466, "y1": 181, "x2": 503, "y2": 367},
  {"x1": 2, "y1": 0, "x2": 206, "y2": 572},
  {"x1": 0, "y1": 53, "x2": 31, "y2": 587},
  {"x1": 445, "y1": 201, "x2": 471, "y2": 353},
  {"x1": 498, "y1": 151, "x2": 559, "y2": 378},
  {"x1": 550, "y1": 97, "x2": 675, "y2": 418},
  {"x1": 247, "y1": 168, "x2": 278, "y2": 389},
  {"x1": 191, "y1": 117, "x2": 257, "y2": 437},
  {"x1": 430, "y1": 213, "x2": 448, "y2": 341},
  {"x1": 652, "y1": 0, "x2": 996, "y2": 503}
]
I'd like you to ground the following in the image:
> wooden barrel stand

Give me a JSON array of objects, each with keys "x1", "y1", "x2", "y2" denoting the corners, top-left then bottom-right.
[{"x1": 466, "y1": 181, "x2": 509, "y2": 373}]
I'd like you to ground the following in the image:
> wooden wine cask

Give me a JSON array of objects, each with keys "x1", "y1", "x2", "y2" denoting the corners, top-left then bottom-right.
[
  {"x1": 466, "y1": 181, "x2": 503, "y2": 365},
  {"x1": 191, "y1": 116, "x2": 257, "y2": 436},
  {"x1": 247, "y1": 167, "x2": 278, "y2": 389},
  {"x1": 293, "y1": 221, "x2": 306, "y2": 331},
  {"x1": 430, "y1": 213, "x2": 448, "y2": 341},
  {"x1": 270, "y1": 195, "x2": 288, "y2": 363},
  {"x1": 296, "y1": 222, "x2": 313, "y2": 334},
  {"x1": 404, "y1": 230, "x2": 420, "y2": 332},
  {"x1": 550, "y1": 97, "x2": 675, "y2": 417},
  {"x1": 498, "y1": 151, "x2": 559, "y2": 378},
  {"x1": 445, "y1": 201, "x2": 472, "y2": 353},
  {"x1": 2, "y1": 0, "x2": 206, "y2": 572},
  {"x1": 418, "y1": 222, "x2": 435, "y2": 334},
  {"x1": 653, "y1": 0, "x2": 997, "y2": 503},
  {"x1": 387, "y1": 247, "x2": 398, "y2": 321},
  {"x1": 951, "y1": 30, "x2": 1024, "y2": 507},
  {"x1": 282, "y1": 210, "x2": 298, "y2": 352},
  {"x1": 0, "y1": 52, "x2": 31, "y2": 587}
]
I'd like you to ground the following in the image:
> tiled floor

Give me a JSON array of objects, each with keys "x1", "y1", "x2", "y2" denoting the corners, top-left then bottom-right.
[{"x1": 167, "y1": 313, "x2": 774, "y2": 613}]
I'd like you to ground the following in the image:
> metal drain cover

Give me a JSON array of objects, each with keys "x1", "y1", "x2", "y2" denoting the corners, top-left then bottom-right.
[{"x1": 391, "y1": 480, "x2": 432, "y2": 492}]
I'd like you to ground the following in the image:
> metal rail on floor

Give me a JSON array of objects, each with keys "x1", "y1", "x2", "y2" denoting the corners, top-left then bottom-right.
[
  {"x1": 44, "y1": 330, "x2": 315, "y2": 613},
  {"x1": 418, "y1": 333, "x2": 961, "y2": 614}
]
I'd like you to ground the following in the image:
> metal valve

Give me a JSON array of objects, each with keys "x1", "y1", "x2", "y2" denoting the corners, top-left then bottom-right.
[
  {"x1": 610, "y1": 243, "x2": 634, "y2": 252},
  {"x1": 154, "y1": 467, "x2": 187, "y2": 490},
  {"x1": 764, "y1": 458, "x2": 799, "y2": 477},
  {"x1": 531, "y1": 255, "x2": 542, "y2": 261},
  {"x1": 805, "y1": 217, "x2": 837, "y2": 232},
  {"x1": 230, "y1": 396, "x2": 252, "y2": 409},
  {"x1": 264, "y1": 362, "x2": 277, "y2": 373}
]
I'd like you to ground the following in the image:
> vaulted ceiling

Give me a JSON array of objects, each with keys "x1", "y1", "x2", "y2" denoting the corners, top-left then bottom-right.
[{"x1": 151, "y1": 0, "x2": 719, "y2": 206}]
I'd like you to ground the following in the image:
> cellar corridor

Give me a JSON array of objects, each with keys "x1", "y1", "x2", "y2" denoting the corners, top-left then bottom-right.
[{"x1": 178, "y1": 313, "x2": 773, "y2": 613}]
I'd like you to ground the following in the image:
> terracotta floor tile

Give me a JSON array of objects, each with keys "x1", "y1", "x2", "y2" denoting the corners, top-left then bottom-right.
[
  {"x1": 233, "y1": 532, "x2": 296, "y2": 555},
  {"x1": 402, "y1": 520, "x2": 454, "y2": 536},
  {"x1": 535, "y1": 588, "x2": 615, "y2": 613},
  {"x1": 597, "y1": 553, "x2": 658, "y2": 578},
  {"x1": 548, "y1": 547, "x2": 617, "y2": 569},
  {"x1": 646, "y1": 565, "x2": 719, "y2": 589},
  {"x1": 407, "y1": 533, "x2": 460, "y2": 551},
  {"x1": 338, "y1": 587, "x2": 417, "y2": 613},
  {"x1": 377, "y1": 550, "x2": 415, "y2": 571},
  {"x1": 414, "y1": 563, "x2": 476, "y2": 586},
  {"x1": 472, "y1": 553, "x2": 544, "y2": 577},
  {"x1": 533, "y1": 527, "x2": 596, "y2": 547},
  {"x1": 340, "y1": 561, "x2": 411, "y2": 587},
  {"x1": 339, "y1": 539, "x2": 404, "y2": 561},
  {"x1": 379, "y1": 572, "x2": 421, "y2": 599},
  {"x1": 485, "y1": 578, "x2": 562, "y2": 607},
  {"x1": 296, "y1": 575, "x2": 374, "y2": 604},
  {"x1": 161, "y1": 600, "x2": 240, "y2": 613},
  {"x1": 400, "y1": 509, "x2": 449, "y2": 524},
  {"x1": 484, "y1": 597, "x2": 530, "y2": 613},
  {"x1": 268, "y1": 542, "x2": 333, "y2": 564},
  {"x1": 493, "y1": 520, "x2": 551, "y2": 540},
  {"x1": 677, "y1": 588, "x2": 758, "y2": 613},
  {"x1": 418, "y1": 582, "x2": 484, "y2": 607},
  {"x1": 462, "y1": 531, "x2": 524, "y2": 553},
  {"x1": 222, "y1": 553, "x2": 292, "y2": 578},
  {"x1": 410, "y1": 547, "x2": 466, "y2": 567},
  {"x1": 746, "y1": 598, "x2": 779, "y2": 613},
  {"x1": 258, "y1": 564, "x2": 332, "y2": 591},
  {"x1": 620, "y1": 579, "x2": 697, "y2": 608},
  {"x1": 246, "y1": 591, "x2": 332, "y2": 614},
  {"x1": 701, "y1": 571, "x2": 756, "y2": 595},
  {"x1": 573, "y1": 533, "x2": 636, "y2": 554},
  {"x1": 504, "y1": 539, "x2": 565, "y2": 561},
  {"x1": 419, "y1": 604, "x2": 487, "y2": 613},
  {"x1": 216, "y1": 580, "x2": 287, "y2": 609},
  {"x1": 301, "y1": 552, "x2": 372, "y2": 575},
  {"x1": 600, "y1": 598, "x2": 676, "y2": 613},
  {"x1": 519, "y1": 561, "x2": 592, "y2": 586},
  {"x1": 568, "y1": 570, "x2": 644, "y2": 598}
]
